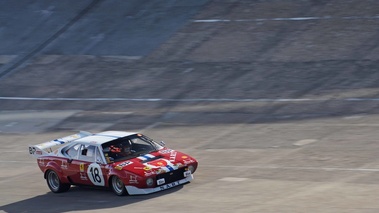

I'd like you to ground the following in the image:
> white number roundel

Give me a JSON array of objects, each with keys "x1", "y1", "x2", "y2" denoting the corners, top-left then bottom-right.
[{"x1": 87, "y1": 163, "x2": 105, "y2": 186}]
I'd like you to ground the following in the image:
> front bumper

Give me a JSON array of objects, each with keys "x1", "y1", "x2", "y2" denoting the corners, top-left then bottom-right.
[{"x1": 125, "y1": 174, "x2": 193, "y2": 195}]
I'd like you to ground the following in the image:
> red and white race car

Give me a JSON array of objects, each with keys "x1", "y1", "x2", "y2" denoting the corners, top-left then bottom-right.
[{"x1": 29, "y1": 131, "x2": 198, "y2": 196}]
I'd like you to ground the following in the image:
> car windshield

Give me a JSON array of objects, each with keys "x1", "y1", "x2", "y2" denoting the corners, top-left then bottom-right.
[{"x1": 101, "y1": 134, "x2": 159, "y2": 162}]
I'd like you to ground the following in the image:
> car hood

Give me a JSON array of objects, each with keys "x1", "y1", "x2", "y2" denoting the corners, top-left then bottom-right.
[{"x1": 111, "y1": 148, "x2": 196, "y2": 177}]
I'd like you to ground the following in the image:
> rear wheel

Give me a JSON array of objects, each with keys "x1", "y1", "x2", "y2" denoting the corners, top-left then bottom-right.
[
  {"x1": 46, "y1": 170, "x2": 70, "y2": 193},
  {"x1": 111, "y1": 176, "x2": 128, "y2": 196}
]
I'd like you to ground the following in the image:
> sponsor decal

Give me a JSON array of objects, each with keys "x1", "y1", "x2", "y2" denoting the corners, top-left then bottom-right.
[
  {"x1": 54, "y1": 133, "x2": 80, "y2": 144},
  {"x1": 169, "y1": 151, "x2": 177, "y2": 162},
  {"x1": 29, "y1": 147, "x2": 36, "y2": 155},
  {"x1": 159, "y1": 149, "x2": 172, "y2": 154},
  {"x1": 129, "y1": 175, "x2": 138, "y2": 184},
  {"x1": 159, "y1": 181, "x2": 180, "y2": 190},
  {"x1": 115, "y1": 161, "x2": 133, "y2": 170},
  {"x1": 143, "y1": 159, "x2": 178, "y2": 174},
  {"x1": 35, "y1": 150, "x2": 42, "y2": 155},
  {"x1": 133, "y1": 166, "x2": 145, "y2": 170},
  {"x1": 182, "y1": 155, "x2": 188, "y2": 159},
  {"x1": 38, "y1": 143, "x2": 54, "y2": 149},
  {"x1": 61, "y1": 161, "x2": 68, "y2": 170},
  {"x1": 38, "y1": 158, "x2": 45, "y2": 166},
  {"x1": 143, "y1": 166, "x2": 152, "y2": 171},
  {"x1": 80, "y1": 172, "x2": 88, "y2": 181},
  {"x1": 147, "y1": 159, "x2": 168, "y2": 168},
  {"x1": 144, "y1": 171, "x2": 154, "y2": 177},
  {"x1": 183, "y1": 159, "x2": 195, "y2": 164},
  {"x1": 80, "y1": 163, "x2": 85, "y2": 172}
]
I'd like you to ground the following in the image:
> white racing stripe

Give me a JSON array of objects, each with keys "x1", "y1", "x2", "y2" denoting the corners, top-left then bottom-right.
[
  {"x1": 1, "y1": 96, "x2": 379, "y2": 102},
  {"x1": 137, "y1": 154, "x2": 156, "y2": 161}
]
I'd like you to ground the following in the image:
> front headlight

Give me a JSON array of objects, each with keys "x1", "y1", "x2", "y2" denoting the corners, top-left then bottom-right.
[
  {"x1": 146, "y1": 178, "x2": 154, "y2": 187},
  {"x1": 188, "y1": 165, "x2": 195, "y2": 174}
]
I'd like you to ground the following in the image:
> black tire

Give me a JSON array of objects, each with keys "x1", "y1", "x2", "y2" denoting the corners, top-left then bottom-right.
[
  {"x1": 46, "y1": 170, "x2": 70, "y2": 193},
  {"x1": 110, "y1": 176, "x2": 128, "y2": 196}
]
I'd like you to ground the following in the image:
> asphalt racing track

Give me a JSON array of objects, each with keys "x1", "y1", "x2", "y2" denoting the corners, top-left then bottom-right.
[{"x1": 2, "y1": 0, "x2": 379, "y2": 212}]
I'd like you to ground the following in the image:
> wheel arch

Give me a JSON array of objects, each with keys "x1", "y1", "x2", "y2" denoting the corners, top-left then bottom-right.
[{"x1": 43, "y1": 161, "x2": 70, "y2": 183}]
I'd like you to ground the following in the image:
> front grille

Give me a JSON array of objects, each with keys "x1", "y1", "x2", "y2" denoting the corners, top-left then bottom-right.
[{"x1": 156, "y1": 167, "x2": 186, "y2": 185}]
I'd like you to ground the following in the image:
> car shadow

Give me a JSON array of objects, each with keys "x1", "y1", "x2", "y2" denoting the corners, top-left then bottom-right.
[{"x1": 0, "y1": 185, "x2": 184, "y2": 213}]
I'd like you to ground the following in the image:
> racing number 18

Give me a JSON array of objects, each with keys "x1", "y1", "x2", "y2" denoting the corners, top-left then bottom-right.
[
  {"x1": 89, "y1": 167, "x2": 101, "y2": 183},
  {"x1": 87, "y1": 163, "x2": 105, "y2": 186}
]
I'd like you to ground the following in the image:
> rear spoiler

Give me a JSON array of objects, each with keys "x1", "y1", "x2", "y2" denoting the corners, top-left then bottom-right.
[{"x1": 28, "y1": 131, "x2": 93, "y2": 158}]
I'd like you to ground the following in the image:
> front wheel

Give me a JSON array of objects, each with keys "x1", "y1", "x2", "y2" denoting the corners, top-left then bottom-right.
[
  {"x1": 111, "y1": 176, "x2": 128, "y2": 196},
  {"x1": 46, "y1": 170, "x2": 70, "y2": 193}
]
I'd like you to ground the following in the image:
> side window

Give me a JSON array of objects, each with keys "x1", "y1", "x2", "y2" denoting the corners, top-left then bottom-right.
[
  {"x1": 66, "y1": 144, "x2": 80, "y2": 159},
  {"x1": 79, "y1": 145, "x2": 96, "y2": 162},
  {"x1": 95, "y1": 147, "x2": 104, "y2": 164}
]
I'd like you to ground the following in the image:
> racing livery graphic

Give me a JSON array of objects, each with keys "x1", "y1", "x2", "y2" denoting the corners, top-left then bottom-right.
[{"x1": 29, "y1": 131, "x2": 198, "y2": 196}]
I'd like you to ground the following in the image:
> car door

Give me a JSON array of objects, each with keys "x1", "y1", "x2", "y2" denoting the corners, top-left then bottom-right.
[{"x1": 71, "y1": 144, "x2": 107, "y2": 186}]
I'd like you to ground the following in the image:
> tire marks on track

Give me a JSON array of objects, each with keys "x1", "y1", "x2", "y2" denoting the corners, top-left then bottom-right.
[{"x1": 0, "y1": 0, "x2": 102, "y2": 79}]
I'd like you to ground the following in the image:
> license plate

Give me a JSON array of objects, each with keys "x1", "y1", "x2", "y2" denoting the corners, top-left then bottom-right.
[
  {"x1": 184, "y1": 170, "x2": 191, "y2": 177},
  {"x1": 159, "y1": 181, "x2": 180, "y2": 190},
  {"x1": 157, "y1": 178, "x2": 165, "y2": 185}
]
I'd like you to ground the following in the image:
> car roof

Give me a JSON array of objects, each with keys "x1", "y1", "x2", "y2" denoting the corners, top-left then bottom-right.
[{"x1": 73, "y1": 131, "x2": 137, "y2": 145}]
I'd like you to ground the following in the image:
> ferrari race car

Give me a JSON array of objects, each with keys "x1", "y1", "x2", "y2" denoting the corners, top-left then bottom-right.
[{"x1": 29, "y1": 131, "x2": 198, "y2": 196}]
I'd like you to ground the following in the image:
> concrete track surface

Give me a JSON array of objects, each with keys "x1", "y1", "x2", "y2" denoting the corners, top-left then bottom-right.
[{"x1": 1, "y1": 0, "x2": 379, "y2": 212}]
